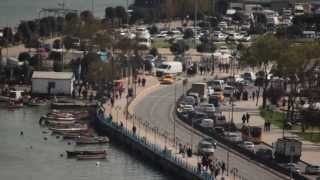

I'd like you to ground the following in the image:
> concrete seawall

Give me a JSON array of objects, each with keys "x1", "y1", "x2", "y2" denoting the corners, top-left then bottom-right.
[{"x1": 94, "y1": 109, "x2": 210, "y2": 180}]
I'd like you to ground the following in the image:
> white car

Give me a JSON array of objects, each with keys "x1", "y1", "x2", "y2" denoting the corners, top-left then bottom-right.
[
  {"x1": 199, "y1": 118, "x2": 214, "y2": 128},
  {"x1": 240, "y1": 141, "x2": 255, "y2": 152},
  {"x1": 305, "y1": 165, "x2": 320, "y2": 175},
  {"x1": 213, "y1": 32, "x2": 228, "y2": 41},
  {"x1": 224, "y1": 132, "x2": 242, "y2": 143},
  {"x1": 228, "y1": 33, "x2": 244, "y2": 41},
  {"x1": 198, "y1": 140, "x2": 215, "y2": 155},
  {"x1": 208, "y1": 86, "x2": 215, "y2": 96},
  {"x1": 241, "y1": 35, "x2": 251, "y2": 42},
  {"x1": 198, "y1": 103, "x2": 216, "y2": 113},
  {"x1": 182, "y1": 105, "x2": 194, "y2": 112},
  {"x1": 223, "y1": 85, "x2": 235, "y2": 97}
]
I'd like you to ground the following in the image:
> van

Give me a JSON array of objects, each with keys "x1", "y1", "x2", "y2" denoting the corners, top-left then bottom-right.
[
  {"x1": 156, "y1": 61, "x2": 183, "y2": 77},
  {"x1": 9, "y1": 90, "x2": 24, "y2": 100},
  {"x1": 208, "y1": 80, "x2": 224, "y2": 91}
]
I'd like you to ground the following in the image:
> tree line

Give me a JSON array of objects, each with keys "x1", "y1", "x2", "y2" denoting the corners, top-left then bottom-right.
[{"x1": 240, "y1": 35, "x2": 320, "y2": 130}]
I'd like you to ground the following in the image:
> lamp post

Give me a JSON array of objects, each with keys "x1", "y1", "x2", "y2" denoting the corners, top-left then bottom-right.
[{"x1": 115, "y1": 106, "x2": 121, "y2": 124}]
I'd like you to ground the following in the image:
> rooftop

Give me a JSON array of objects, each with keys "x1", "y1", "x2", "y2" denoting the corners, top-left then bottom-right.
[{"x1": 32, "y1": 71, "x2": 74, "y2": 80}]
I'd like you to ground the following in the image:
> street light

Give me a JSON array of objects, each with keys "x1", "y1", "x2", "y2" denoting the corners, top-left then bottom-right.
[{"x1": 115, "y1": 106, "x2": 121, "y2": 124}]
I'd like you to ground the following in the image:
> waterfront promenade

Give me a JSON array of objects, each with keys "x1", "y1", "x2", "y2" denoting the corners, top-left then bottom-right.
[{"x1": 101, "y1": 75, "x2": 235, "y2": 180}]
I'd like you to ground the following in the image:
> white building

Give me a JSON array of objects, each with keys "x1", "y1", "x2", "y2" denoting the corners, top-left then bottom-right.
[{"x1": 32, "y1": 71, "x2": 74, "y2": 95}]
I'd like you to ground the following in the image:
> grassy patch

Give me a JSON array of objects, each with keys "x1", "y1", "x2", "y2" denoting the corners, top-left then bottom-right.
[
  {"x1": 260, "y1": 107, "x2": 285, "y2": 129},
  {"x1": 152, "y1": 39, "x2": 171, "y2": 48},
  {"x1": 260, "y1": 107, "x2": 320, "y2": 143},
  {"x1": 295, "y1": 132, "x2": 320, "y2": 143}
]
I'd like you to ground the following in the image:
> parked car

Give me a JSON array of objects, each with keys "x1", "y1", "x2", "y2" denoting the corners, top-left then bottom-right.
[
  {"x1": 180, "y1": 96, "x2": 196, "y2": 106},
  {"x1": 181, "y1": 105, "x2": 194, "y2": 113},
  {"x1": 203, "y1": 137, "x2": 217, "y2": 149},
  {"x1": 281, "y1": 163, "x2": 301, "y2": 174},
  {"x1": 213, "y1": 126, "x2": 225, "y2": 135},
  {"x1": 197, "y1": 103, "x2": 216, "y2": 114},
  {"x1": 240, "y1": 141, "x2": 255, "y2": 152},
  {"x1": 198, "y1": 118, "x2": 214, "y2": 128},
  {"x1": 243, "y1": 72, "x2": 256, "y2": 82},
  {"x1": 255, "y1": 148, "x2": 273, "y2": 160},
  {"x1": 198, "y1": 140, "x2": 215, "y2": 156},
  {"x1": 305, "y1": 165, "x2": 320, "y2": 175},
  {"x1": 224, "y1": 132, "x2": 242, "y2": 143},
  {"x1": 223, "y1": 85, "x2": 235, "y2": 97},
  {"x1": 213, "y1": 113, "x2": 227, "y2": 126},
  {"x1": 228, "y1": 32, "x2": 243, "y2": 41}
]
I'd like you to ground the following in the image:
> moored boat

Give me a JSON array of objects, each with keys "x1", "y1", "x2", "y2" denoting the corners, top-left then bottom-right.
[
  {"x1": 76, "y1": 154, "x2": 106, "y2": 160},
  {"x1": 41, "y1": 115, "x2": 78, "y2": 121},
  {"x1": 66, "y1": 150, "x2": 106, "y2": 158},
  {"x1": 76, "y1": 136, "x2": 109, "y2": 145},
  {"x1": 50, "y1": 125, "x2": 88, "y2": 134}
]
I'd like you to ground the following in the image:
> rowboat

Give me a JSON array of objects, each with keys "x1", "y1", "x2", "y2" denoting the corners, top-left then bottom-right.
[
  {"x1": 66, "y1": 150, "x2": 106, "y2": 158},
  {"x1": 46, "y1": 120, "x2": 76, "y2": 125},
  {"x1": 41, "y1": 115, "x2": 78, "y2": 121},
  {"x1": 77, "y1": 154, "x2": 106, "y2": 160},
  {"x1": 50, "y1": 125, "x2": 88, "y2": 134},
  {"x1": 76, "y1": 136, "x2": 109, "y2": 145}
]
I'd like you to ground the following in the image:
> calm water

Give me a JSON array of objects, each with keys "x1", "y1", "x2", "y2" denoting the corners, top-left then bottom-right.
[
  {"x1": 0, "y1": 104, "x2": 172, "y2": 180},
  {"x1": 0, "y1": 0, "x2": 134, "y2": 27}
]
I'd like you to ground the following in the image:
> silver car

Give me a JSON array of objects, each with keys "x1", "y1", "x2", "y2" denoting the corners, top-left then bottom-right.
[
  {"x1": 198, "y1": 140, "x2": 215, "y2": 156},
  {"x1": 305, "y1": 165, "x2": 320, "y2": 175}
]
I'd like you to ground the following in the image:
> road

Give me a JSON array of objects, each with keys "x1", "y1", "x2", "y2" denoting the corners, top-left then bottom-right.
[{"x1": 134, "y1": 79, "x2": 287, "y2": 180}]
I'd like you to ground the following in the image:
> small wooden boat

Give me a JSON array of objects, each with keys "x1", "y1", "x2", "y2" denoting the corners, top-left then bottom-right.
[
  {"x1": 76, "y1": 137, "x2": 109, "y2": 145},
  {"x1": 8, "y1": 101, "x2": 23, "y2": 109},
  {"x1": 66, "y1": 150, "x2": 106, "y2": 158},
  {"x1": 41, "y1": 115, "x2": 78, "y2": 121},
  {"x1": 50, "y1": 125, "x2": 88, "y2": 134},
  {"x1": 77, "y1": 154, "x2": 106, "y2": 160},
  {"x1": 46, "y1": 120, "x2": 76, "y2": 125}
]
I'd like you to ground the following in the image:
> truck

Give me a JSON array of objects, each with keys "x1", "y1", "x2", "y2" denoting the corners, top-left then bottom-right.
[
  {"x1": 190, "y1": 83, "x2": 207, "y2": 101},
  {"x1": 273, "y1": 138, "x2": 302, "y2": 163}
]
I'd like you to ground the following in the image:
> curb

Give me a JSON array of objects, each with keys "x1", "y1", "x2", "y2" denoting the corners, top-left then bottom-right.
[{"x1": 128, "y1": 81, "x2": 161, "y2": 114}]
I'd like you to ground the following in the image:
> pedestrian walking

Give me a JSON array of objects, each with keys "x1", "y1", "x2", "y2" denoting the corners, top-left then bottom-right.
[
  {"x1": 242, "y1": 114, "x2": 246, "y2": 124},
  {"x1": 252, "y1": 91, "x2": 255, "y2": 101},
  {"x1": 138, "y1": 77, "x2": 141, "y2": 86},
  {"x1": 221, "y1": 161, "x2": 226, "y2": 176},
  {"x1": 142, "y1": 77, "x2": 146, "y2": 87},
  {"x1": 246, "y1": 112, "x2": 250, "y2": 124},
  {"x1": 110, "y1": 97, "x2": 114, "y2": 107}
]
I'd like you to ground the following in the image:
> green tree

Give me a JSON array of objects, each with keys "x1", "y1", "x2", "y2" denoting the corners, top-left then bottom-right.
[
  {"x1": 115, "y1": 6, "x2": 126, "y2": 26},
  {"x1": 240, "y1": 35, "x2": 283, "y2": 108},
  {"x1": 105, "y1": 7, "x2": 115, "y2": 24},
  {"x1": 170, "y1": 40, "x2": 189, "y2": 55}
]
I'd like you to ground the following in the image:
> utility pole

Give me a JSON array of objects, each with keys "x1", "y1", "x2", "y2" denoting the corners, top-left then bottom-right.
[
  {"x1": 173, "y1": 83, "x2": 177, "y2": 148},
  {"x1": 91, "y1": 0, "x2": 94, "y2": 14},
  {"x1": 194, "y1": 0, "x2": 198, "y2": 46}
]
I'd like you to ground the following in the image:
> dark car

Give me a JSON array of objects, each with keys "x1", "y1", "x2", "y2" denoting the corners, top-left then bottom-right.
[{"x1": 256, "y1": 148, "x2": 273, "y2": 160}]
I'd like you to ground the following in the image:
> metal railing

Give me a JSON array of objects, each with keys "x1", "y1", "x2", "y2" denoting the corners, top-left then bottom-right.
[{"x1": 96, "y1": 107, "x2": 213, "y2": 180}]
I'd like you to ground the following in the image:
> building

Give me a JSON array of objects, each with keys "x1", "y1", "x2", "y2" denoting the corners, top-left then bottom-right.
[{"x1": 32, "y1": 71, "x2": 74, "y2": 95}]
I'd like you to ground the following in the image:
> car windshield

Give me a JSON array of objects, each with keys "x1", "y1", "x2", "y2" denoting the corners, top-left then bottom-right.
[
  {"x1": 159, "y1": 64, "x2": 170, "y2": 69},
  {"x1": 201, "y1": 143, "x2": 213, "y2": 148}
]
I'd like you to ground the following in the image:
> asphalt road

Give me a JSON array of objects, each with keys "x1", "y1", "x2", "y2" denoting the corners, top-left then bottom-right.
[{"x1": 134, "y1": 80, "x2": 287, "y2": 180}]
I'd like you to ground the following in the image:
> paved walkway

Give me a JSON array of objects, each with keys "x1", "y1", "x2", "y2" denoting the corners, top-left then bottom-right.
[
  {"x1": 223, "y1": 96, "x2": 320, "y2": 165},
  {"x1": 102, "y1": 75, "x2": 237, "y2": 180}
]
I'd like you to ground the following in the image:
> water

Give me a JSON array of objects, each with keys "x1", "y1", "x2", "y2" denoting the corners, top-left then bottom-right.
[
  {"x1": 0, "y1": 104, "x2": 172, "y2": 180},
  {"x1": 0, "y1": 0, "x2": 134, "y2": 27}
]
